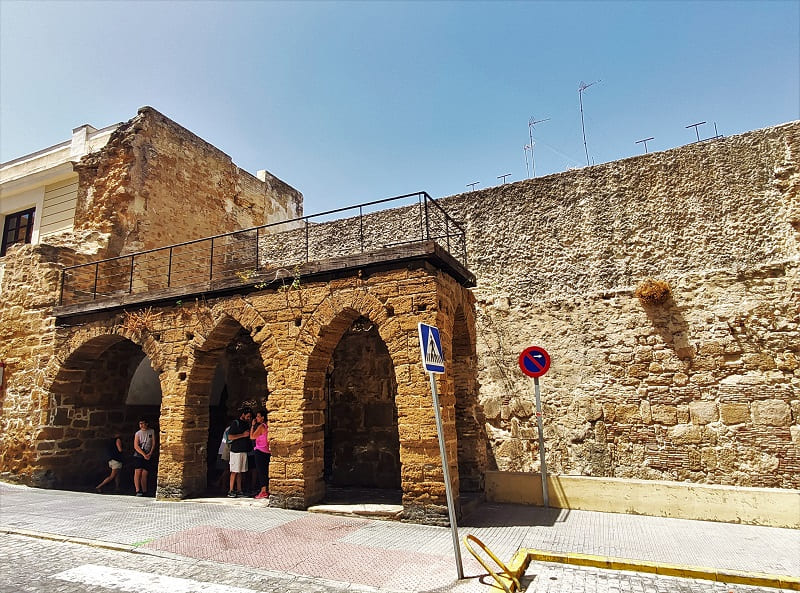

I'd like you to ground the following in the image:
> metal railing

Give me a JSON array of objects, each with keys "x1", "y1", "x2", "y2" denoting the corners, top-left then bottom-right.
[{"x1": 59, "y1": 191, "x2": 466, "y2": 306}]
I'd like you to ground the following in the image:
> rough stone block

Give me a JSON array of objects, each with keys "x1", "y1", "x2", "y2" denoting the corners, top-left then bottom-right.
[
  {"x1": 752, "y1": 400, "x2": 792, "y2": 426},
  {"x1": 651, "y1": 404, "x2": 678, "y2": 425},
  {"x1": 668, "y1": 424, "x2": 703, "y2": 444},
  {"x1": 615, "y1": 404, "x2": 641, "y2": 423},
  {"x1": 720, "y1": 403, "x2": 750, "y2": 425},
  {"x1": 689, "y1": 401, "x2": 719, "y2": 425}
]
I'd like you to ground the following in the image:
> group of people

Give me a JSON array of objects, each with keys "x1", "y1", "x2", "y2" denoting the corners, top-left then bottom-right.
[
  {"x1": 95, "y1": 417, "x2": 156, "y2": 496},
  {"x1": 95, "y1": 406, "x2": 270, "y2": 500},
  {"x1": 224, "y1": 405, "x2": 271, "y2": 499}
]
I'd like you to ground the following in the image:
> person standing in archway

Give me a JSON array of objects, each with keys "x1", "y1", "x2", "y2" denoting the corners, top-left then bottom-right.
[
  {"x1": 250, "y1": 409, "x2": 270, "y2": 500},
  {"x1": 96, "y1": 434, "x2": 123, "y2": 493},
  {"x1": 133, "y1": 418, "x2": 156, "y2": 496},
  {"x1": 227, "y1": 406, "x2": 253, "y2": 498}
]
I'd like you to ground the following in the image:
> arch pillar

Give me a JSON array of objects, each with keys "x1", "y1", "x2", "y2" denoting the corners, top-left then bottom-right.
[{"x1": 154, "y1": 368, "x2": 201, "y2": 499}]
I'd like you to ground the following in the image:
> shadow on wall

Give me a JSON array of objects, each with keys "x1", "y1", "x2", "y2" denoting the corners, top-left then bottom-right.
[{"x1": 639, "y1": 295, "x2": 693, "y2": 361}]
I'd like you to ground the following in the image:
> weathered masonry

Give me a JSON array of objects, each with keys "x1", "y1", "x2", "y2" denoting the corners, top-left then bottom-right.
[
  {"x1": 1, "y1": 107, "x2": 798, "y2": 526},
  {"x1": 3, "y1": 150, "x2": 483, "y2": 522},
  {"x1": 48, "y1": 243, "x2": 480, "y2": 522}
]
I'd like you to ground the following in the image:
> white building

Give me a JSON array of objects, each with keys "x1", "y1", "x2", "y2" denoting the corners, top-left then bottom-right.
[{"x1": 0, "y1": 121, "x2": 120, "y2": 257}]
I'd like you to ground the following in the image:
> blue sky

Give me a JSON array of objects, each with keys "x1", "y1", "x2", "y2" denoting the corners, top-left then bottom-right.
[{"x1": 1, "y1": 0, "x2": 798, "y2": 213}]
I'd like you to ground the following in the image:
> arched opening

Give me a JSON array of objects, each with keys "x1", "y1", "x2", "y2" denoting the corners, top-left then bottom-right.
[
  {"x1": 46, "y1": 336, "x2": 162, "y2": 492},
  {"x1": 302, "y1": 310, "x2": 401, "y2": 507},
  {"x1": 188, "y1": 319, "x2": 268, "y2": 497},
  {"x1": 324, "y1": 315, "x2": 401, "y2": 496},
  {"x1": 452, "y1": 304, "x2": 486, "y2": 496}
]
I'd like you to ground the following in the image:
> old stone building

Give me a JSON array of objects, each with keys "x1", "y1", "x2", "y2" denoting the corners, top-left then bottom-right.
[{"x1": 0, "y1": 107, "x2": 797, "y2": 526}]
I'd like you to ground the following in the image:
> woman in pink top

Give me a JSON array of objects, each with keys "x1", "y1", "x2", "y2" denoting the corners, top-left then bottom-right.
[{"x1": 250, "y1": 409, "x2": 270, "y2": 500}]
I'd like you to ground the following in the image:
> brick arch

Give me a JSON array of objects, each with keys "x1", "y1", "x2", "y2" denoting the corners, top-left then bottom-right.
[
  {"x1": 295, "y1": 289, "x2": 403, "y2": 368},
  {"x1": 192, "y1": 297, "x2": 279, "y2": 369}
]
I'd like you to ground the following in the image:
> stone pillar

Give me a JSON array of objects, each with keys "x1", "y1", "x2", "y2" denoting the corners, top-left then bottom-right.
[{"x1": 156, "y1": 369, "x2": 207, "y2": 499}]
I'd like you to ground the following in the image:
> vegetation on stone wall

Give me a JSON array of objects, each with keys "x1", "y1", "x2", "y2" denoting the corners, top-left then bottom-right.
[{"x1": 634, "y1": 278, "x2": 671, "y2": 305}]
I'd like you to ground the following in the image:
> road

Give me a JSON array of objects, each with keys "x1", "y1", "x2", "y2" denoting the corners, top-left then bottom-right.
[{"x1": 0, "y1": 533, "x2": 787, "y2": 593}]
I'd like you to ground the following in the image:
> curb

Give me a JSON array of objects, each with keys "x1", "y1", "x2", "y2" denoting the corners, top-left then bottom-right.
[
  {"x1": 1, "y1": 527, "x2": 187, "y2": 562},
  {"x1": 522, "y1": 548, "x2": 800, "y2": 591}
]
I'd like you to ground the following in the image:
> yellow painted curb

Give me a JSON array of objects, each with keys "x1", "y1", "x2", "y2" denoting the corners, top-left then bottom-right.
[{"x1": 522, "y1": 548, "x2": 798, "y2": 590}]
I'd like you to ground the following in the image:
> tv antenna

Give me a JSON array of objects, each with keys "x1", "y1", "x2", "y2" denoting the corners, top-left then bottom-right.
[
  {"x1": 528, "y1": 116, "x2": 550, "y2": 178},
  {"x1": 466, "y1": 181, "x2": 480, "y2": 191},
  {"x1": 497, "y1": 173, "x2": 512, "y2": 184},
  {"x1": 523, "y1": 145, "x2": 532, "y2": 178},
  {"x1": 686, "y1": 121, "x2": 706, "y2": 142},
  {"x1": 579, "y1": 80, "x2": 600, "y2": 166},
  {"x1": 635, "y1": 137, "x2": 654, "y2": 153}
]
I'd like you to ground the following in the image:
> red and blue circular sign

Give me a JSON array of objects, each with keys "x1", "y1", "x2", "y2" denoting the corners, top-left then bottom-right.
[{"x1": 518, "y1": 346, "x2": 551, "y2": 378}]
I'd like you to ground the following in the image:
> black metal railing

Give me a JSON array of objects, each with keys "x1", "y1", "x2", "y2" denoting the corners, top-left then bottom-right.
[{"x1": 59, "y1": 191, "x2": 467, "y2": 306}]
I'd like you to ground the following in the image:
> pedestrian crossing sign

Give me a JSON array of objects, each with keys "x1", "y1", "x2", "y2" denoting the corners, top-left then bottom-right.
[{"x1": 418, "y1": 323, "x2": 445, "y2": 374}]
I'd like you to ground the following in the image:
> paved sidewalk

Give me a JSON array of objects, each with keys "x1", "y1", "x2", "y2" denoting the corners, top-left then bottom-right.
[{"x1": 1, "y1": 482, "x2": 798, "y2": 592}]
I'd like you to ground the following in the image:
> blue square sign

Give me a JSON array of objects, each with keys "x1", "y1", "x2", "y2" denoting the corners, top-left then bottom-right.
[{"x1": 418, "y1": 323, "x2": 445, "y2": 374}]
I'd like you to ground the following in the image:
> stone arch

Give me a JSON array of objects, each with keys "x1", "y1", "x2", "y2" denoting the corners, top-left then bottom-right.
[
  {"x1": 449, "y1": 297, "x2": 485, "y2": 494},
  {"x1": 44, "y1": 324, "x2": 165, "y2": 392},
  {"x1": 40, "y1": 326, "x2": 165, "y2": 491},
  {"x1": 281, "y1": 289, "x2": 404, "y2": 508},
  {"x1": 181, "y1": 299, "x2": 276, "y2": 496}
]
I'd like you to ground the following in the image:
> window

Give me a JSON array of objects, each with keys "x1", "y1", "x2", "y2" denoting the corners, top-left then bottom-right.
[{"x1": 1, "y1": 208, "x2": 35, "y2": 256}]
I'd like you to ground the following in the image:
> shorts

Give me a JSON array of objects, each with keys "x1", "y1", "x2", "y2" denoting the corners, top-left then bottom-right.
[
  {"x1": 229, "y1": 451, "x2": 248, "y2": 473},
  {"x1": 133, "y1": 456, "x2": 151, "y2": 471},
  {"x1": 108, "y1": 459, "x2": 123, "y2": 470}
]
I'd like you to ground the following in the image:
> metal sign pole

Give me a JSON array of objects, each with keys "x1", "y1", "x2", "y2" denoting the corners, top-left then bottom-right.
[
  {"x1": 534, "y1": 376, "x2": 549, "y2": 507},
  {"x1": 429, "y1": 371, "x2": 465, "y2": 579}
]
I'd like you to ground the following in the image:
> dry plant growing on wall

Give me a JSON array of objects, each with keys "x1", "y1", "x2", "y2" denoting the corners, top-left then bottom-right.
[
  {"x1": 634, "y1": 278, "x2": 671, "y2": 305},
  {"x1": 121, "y1": 307, "x2": 157, "y2": 333}
]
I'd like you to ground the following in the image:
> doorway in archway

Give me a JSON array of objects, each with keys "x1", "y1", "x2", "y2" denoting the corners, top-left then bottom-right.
[{"x1": 323, "y1": 316, "x2": 401, "y2": 505}]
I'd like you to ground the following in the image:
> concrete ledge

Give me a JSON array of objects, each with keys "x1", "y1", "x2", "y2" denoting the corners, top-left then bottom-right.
[
  {"x1": 522, "y1": 548, "x2": 800, "y2": 591},
  {"x1": 485, "y1": 472, "x2": 800, "y2": 528}
]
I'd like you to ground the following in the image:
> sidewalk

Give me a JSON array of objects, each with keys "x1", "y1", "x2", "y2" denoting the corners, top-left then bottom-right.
[{"x1": 1, "y1": 481, "x2": 798, "y2": 592}]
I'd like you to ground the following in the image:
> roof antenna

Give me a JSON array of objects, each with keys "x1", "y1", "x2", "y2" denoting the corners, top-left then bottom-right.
[
  {"x1": 635, "y1": 136, "x2": 654, "y2": 153},
  {"x1": 527, "y1": 116, "x2": 550, "y2": 178},
  {"x1": 686, "y1": 121, "x2": 706, "y2": 142},
  {"x1": 466, "y1": 181, "x2": 480, "y2": 191},
  {"x1": 578, "y1": 80, "x2": 600, "y2": 166},
  {"x1": 497, "y1": 173, "x2": 512, "y2": 184},
  {"x1": 523, "y1": 145, "x2": 531, "y2": 178}
]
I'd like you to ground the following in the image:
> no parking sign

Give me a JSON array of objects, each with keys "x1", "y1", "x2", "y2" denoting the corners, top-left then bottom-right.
[
  {"x1": 518, "y1": 346, "x2": 550, "y2": 378},
  {"x1": 518, "y1": 345, "x2": 551, "y2": 507}
]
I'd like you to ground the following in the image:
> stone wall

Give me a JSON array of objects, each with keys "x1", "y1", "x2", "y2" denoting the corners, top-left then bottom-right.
[
  {"x1": 1, "y1": 118, "x2": 798, "y2": 512},
  {"x1": 62, "y1": 106, "x2": 302, "y2": 258},
  {"x1": 440, "y1": 121, "x2": 799, "y2": 488}
]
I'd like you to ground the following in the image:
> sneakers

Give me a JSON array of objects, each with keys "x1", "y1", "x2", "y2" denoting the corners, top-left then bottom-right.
[
  {"x1": 227, "y1": 491, "x2": 237, "y2": 498},
  {"x1": 254, "y1": 491, "x2": 269, "y2": 500},
  {"x1": 135, "y1": 491, "x2": 143, "y2": 497},
  {"x1": 236, "y1": 491, "x2": 245, "y2": 498}
]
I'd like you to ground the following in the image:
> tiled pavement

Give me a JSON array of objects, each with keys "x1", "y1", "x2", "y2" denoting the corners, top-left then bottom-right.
[{"x1": 1, "y1": 482, "x2": 798, "y2": 592}]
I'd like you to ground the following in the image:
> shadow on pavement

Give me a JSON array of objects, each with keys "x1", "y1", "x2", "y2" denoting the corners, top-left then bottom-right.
[{"x1": 462, "y1": 502, "x2": 569, "y2": 527}]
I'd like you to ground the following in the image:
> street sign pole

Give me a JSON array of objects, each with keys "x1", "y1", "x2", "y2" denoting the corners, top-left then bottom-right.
[
  {"x1": 518, "y1": 345, "x2": 552, "y2": 509},
  {"x1": 534, "y1": 376, "x2": 549, "y2": 508},
  {"x1": 418, "y1": 322, "x2": 464, "y2": 580},
  {"x1": 429, "y1": 371, "x2": 465, "y2": 579}
]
